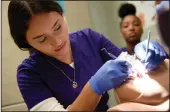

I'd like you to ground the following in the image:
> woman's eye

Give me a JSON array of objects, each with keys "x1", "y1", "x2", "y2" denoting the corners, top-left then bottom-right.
[
  {"x1": 54, "y1": 25, "x2": 61, "y2": 31},
  {"x1": 38, "y1": 37, "x2": 47, "y2": 43},
  {"x1": 134, "y1": 23, "x2": 140, "y2": 26},
  {"x1": 123, "y1": 25, "x2": 128, "y2": 28},
  {"x1": 133, "y1": 22, "x2": 140, "y2": 26},
  {"x1": 122, "y1": 23, "x2": 128, "y2": 28}
]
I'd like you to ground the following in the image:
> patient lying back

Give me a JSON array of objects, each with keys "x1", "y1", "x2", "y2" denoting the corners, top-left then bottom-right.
[{"x1": 115, "y1": 58, "x2": 169, "y2": 105}]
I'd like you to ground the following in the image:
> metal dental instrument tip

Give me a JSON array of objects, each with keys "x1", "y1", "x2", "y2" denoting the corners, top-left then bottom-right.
[{"x1": 145, "y1": 30, "x2": 151, "y2": 62}]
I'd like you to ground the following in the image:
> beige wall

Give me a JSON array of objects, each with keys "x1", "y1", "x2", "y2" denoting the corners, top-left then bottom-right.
[
  {"x1": 88, "y1": 1, "x2": 126, "y2": 48},
  {"x1": 2, "y1": 0, "x2": 29, "y2": 110},
  {"x1": 2, "y1": 1, "x2": 93, "y2": 111},
  {"x1": 64, "y1": 1, "x2": 93, "y2": 32}
]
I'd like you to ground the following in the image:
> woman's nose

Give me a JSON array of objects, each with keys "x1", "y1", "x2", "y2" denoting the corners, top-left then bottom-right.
[
  {"x1": 49, "y1": 36, "x2": 62, "y2": 47},
  {"x1": 129, "y1": 25, "x2": 135, "y2": 30}
]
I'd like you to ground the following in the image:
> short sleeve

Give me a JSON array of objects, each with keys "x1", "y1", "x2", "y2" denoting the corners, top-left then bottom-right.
[
  {"x1": 17, "y1": 64, "x2": 54, "y2": 110},
  {"x1": 88, "y1": 28, "x2": 122, "y2": 62}
]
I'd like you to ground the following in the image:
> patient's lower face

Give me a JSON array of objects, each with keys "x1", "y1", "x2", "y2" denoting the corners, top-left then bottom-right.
[{"x1": 115, "y1": 59, "x2": 169, "y2": 105}]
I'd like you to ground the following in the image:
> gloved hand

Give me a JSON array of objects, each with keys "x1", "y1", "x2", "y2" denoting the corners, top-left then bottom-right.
[
  {"x1": 134, "y1": 40, "x2": 167, "y2": 71},
  {"x1": 156, "y1": 1, "x2": 169, "y2": 15},
  {"x1": 89, "y1": 59, "x2": 130, "y2": 95}
]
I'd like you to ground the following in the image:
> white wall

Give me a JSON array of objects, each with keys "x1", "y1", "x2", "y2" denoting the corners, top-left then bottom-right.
[
  {"x1": 2, "y1": 1, "x2": 29, "y2": 111},
  {"x1": 88, "y1": 1, "x2": 126, "y2": 48},
  {"x1": 64, "y1": 1, "x2": 93, "y2": 32}
]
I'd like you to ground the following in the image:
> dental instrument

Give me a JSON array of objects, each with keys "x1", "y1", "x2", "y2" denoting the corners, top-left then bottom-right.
[
  {"x1": 145, "y1": 30, "x2": 151, "y2": 62},
  {"x1": 101, "y1": 48, "x2": 117, "y2": 60}
]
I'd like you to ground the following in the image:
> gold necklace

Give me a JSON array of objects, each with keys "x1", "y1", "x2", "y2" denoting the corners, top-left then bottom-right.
[{"x1": 45, "y1": 56, "x2": 78, "y2": 88}]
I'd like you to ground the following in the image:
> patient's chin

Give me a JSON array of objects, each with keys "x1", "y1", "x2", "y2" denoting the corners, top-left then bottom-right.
[
  {"x1": 115, "y1": 71, "x2": 169, "y2": 105},
  {"x1": 115, "y1": 53, "x2": 169, "y2": 106}
]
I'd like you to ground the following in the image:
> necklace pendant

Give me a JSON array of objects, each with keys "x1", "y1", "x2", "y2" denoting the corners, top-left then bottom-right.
[{"x1": 72, "y1": 81, "x2": 78, "y2": 88}]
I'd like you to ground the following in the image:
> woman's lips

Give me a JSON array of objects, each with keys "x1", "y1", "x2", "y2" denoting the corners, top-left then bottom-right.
[
  {"x1": 55, "y1": 42, "x2": 66, "y2": 51},
  {"x1": 129, "y1": 32, "x2": 136, "y2": 37},
  {"x1": 128, "y1": 72, "x2": 143, "y2": 80}
]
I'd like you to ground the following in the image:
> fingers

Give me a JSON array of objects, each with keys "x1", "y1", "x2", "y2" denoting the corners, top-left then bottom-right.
[
  {"x1": 153, "y1": 48, "x2": 160, "y2": 61},
  {"x1": 144, "y1": 41, "x2": 165, "y2": 62},
  {"x1": 134, "y1": 45, "x2": 146, "y2": 62},
  {"x1": 145, "y1": 62, "x2": 157, "y2": 71},
  {"x1": 155, "y1": 41, "x2": 167, "y2": 57},
  {"x1": 117, "y1": 59, "x2": 127, "y2": 65},
  {"x1": 149, "y1": 41, "x2": 166, "y2": 63},
  {"x1": 154, "y1": 48, "x2": 160, "y2": 56},
  {"x1": 119, "y1": 62, "x2": 132, "y2": 74},
  {"x1": 144, "y1": 50, "x2": 155, "y2": 62},
  {"x1": 120, "y1": 65, "x2": 129, "y2": 73}
]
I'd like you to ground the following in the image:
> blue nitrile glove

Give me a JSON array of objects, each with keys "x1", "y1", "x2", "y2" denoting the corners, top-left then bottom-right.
[
  {"x1": 156, "y1": 1, "x2": 169, "y2": 15},
  {"x1": 89, "y1": 59, "x2": 130, "y2": 95},
  {"x1": 134, "y1": 40, "x2": 167, "y2": 71}
]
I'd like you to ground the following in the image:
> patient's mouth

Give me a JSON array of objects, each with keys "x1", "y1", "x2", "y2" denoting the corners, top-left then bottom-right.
[{"x1": 128, "y1": 72, "x2": 143, "y2": 80}]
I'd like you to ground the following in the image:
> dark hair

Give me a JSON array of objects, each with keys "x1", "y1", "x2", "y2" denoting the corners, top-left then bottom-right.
[
  {"x1": 118, "y1": 3, "x2": 136, "y2": 19},
  {"x1": 8, "y1": 0, "x2": 63, "y2": 50}
]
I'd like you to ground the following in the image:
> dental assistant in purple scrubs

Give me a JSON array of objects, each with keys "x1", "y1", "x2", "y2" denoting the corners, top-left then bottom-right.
[
  {"x1": 7, "y1": 0, "x2": 166, "y2": 111},
  {"x1": 8, "y1": 1, "x2": 130, "y2": 111}
]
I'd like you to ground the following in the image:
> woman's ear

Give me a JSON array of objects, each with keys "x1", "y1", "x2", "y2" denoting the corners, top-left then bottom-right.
[
  {"x1": 120, "y1": 32, "x2": 123, "y2": 38},
  {"x1": 119, "y1": 24, "x2": 122, "y2": 37}
]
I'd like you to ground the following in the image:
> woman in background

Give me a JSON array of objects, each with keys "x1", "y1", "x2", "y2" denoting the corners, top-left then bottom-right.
[
  {"x1": 118, "y1": 3, "x2": 168, "y2": 71},
  {"x1": 118, "y1": 3, "x2": 143, "y2": 55}
]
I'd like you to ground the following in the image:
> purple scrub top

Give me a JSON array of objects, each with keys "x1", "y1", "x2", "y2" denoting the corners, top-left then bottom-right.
[
  {"x1": 121, "y1": 47, "x2": 129, "y2": 53},
  {"x1": 17, "y1": 28, "x2": 121, "y2": 111}
]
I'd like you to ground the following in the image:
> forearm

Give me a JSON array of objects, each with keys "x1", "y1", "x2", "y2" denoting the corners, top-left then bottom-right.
[
  {"x1": 67, "y1": 82, "x2": 101, "y2": 111},
  {"x1": 149, "y1": 59, "x2": 169, "y2": 92},
  {"x1": 108, "y1": 101, "x2": 169, "y2": 111}
]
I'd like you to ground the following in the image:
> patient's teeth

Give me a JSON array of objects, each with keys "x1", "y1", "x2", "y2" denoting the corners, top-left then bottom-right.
[{"x1": 118, "y1": 52, "x2": 147, "y2": 78}]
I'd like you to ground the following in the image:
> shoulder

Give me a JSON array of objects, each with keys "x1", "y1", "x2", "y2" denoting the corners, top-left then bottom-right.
[
  {"x1": 121, "y1": 47, "x2": 129, "y2": 52},
  {"x1": 69, "y1": 28, "x2": 102, "y2": 40},
  {"x1": 69, "y1": 28, "x2": 108, "y2": 46},
  {"x1": 18, "y1": 50, "x2": 41, "y2": 71},
  {"x1": 69, "y1": 28, "x2": 94, "y2": 36},
  {"x1": 17, "y1": 50, "x2": 45, "y2": 82}
]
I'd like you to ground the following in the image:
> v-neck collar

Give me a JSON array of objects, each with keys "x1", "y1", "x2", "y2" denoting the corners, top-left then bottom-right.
[{"x1": 44, "y1": 35, "x2": 83, "y2": 71}]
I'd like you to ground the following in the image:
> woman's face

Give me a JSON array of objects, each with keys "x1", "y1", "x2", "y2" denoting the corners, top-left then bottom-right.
[
  {"x1": 121, "y1": 15, "x2": 143, "y2": 44},
  {"x1": 26, "y1": 11, "x2": 71, "y2": 59}
]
